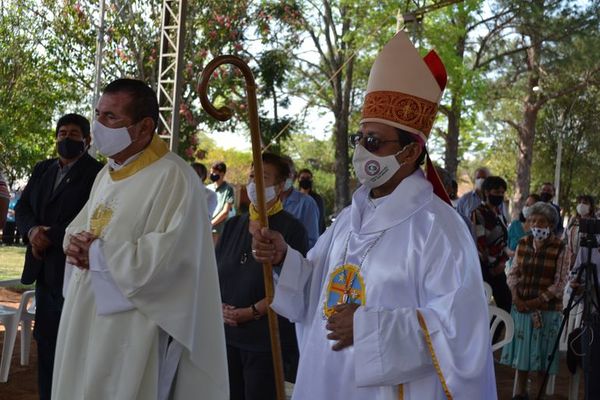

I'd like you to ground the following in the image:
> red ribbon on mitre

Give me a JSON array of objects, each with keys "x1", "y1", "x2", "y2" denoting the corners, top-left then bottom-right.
[{"x1": 422, "y1": 50, "x2": 452, "y2": 206}]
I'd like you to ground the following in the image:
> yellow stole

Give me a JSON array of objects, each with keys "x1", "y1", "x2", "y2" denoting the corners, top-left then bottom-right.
[{"x1": 248, "y1": 200, "x2": 283, "y2": 221}]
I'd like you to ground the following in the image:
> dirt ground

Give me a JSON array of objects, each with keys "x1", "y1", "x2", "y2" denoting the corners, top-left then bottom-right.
[
  {"x1": 0, "y1": 287, "x2": 38, "y2": 400},
  {"x1": 0, "y1": 287, "x2": 585, "y2": 400}
]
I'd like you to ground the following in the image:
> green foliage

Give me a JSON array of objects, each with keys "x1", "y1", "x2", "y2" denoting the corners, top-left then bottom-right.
[
  {"x1": 0, "y1": 2, "x2": 73, "y2": 184},
  {"x1": 2, "y1": 0, "x2": 600, "y2": 214},
  {"x1": 0, "y1": 246, "x2": 26, "y2": 281},
  {"x1": 283, "y1": 132, "x2": 337, "y2": 216}
]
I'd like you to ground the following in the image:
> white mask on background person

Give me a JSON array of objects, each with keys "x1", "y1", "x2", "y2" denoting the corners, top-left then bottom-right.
[
  {"x1": 522, "y1": 206, "x2": 532, "y2": 219},
  {"x1": 475, "y1": 178, "x2": 485, "y2": 190},
  {"x1": 531, "y1": 226, "x2": 551, "y2": 241},
  {"x1": 283, "y1": 178, "x2": 293, "y2": 191},
  {"x1": 246, "y1": 181, "x2": 277, "y2": 206},
  {"x1": 352, "y1": 144, "x2": 404, "y2": 189},
  {"x1": 577, "y1": 203, "x2": 590, "y2": 216},
  {"x1": 92, "y1": 120, "x2": 133, "y2": 157}
]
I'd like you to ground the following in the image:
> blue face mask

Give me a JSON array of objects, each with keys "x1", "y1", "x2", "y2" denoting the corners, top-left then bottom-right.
[{"x1": 283, "y1": 178, "x2": 293, "y2": 191}]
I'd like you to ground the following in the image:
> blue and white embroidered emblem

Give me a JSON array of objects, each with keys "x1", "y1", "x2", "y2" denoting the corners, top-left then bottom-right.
[{"x1": 323, "y1": 264, "x2": 366, "y2": 318}]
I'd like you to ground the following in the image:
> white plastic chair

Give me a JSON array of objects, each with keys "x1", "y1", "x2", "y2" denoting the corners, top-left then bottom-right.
[
  {"x1": 513, "y1": 369, "x2": 558, "y2": 397},
  {"x1": 483, "y1": 282, "x2": 493, "y2": 304},
  {"x1": 489, "y1": 305, "x2": 514, "y2": 352},
  {"x1": 0, "y1": 290, "x2": 35, "y2": 382},
  {"x1": 19, "y1": 292, "x2": 36, "y2": 366}
]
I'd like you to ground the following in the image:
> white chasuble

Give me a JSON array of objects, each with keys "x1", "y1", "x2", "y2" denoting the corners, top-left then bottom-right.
[
  {"x1": 52, "y1": 136, "x2": 228, "y2": 400},
  {"x1": 271, "y1": 169, "x2": 497, "y2": 400}
]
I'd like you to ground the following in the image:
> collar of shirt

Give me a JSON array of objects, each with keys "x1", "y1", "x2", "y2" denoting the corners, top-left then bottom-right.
[{"x1": 108, "y1": 151, "x2": 143, "y2": 171}]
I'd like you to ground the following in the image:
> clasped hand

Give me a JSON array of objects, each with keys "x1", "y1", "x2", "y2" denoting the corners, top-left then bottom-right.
[
  {"x1": 29, "y1": 226, "x2": 51, "y2": 260},
  {"x1": 326, "y1": 303, "x2": 360, "y2": 351},
  {"x1": 222, "y1": 304, "x2": 253, "y2": 326},
  {"x1": 65, "y1": 231, "x2": 97, "y2": 270}
]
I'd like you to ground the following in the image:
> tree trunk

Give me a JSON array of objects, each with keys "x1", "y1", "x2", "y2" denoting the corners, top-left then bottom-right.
[
  {"x1": 332, "y1": 54, "x2": 353, "y2": 212},
  {"x1": 512, "y1": 104, "x2": 538, "y2": 219},
  {"x1": 444, "y1": 24, "x2": 466, "y2": 179},
  {"x1": 444, "y1": 97, "x2": 460, "y2": 178},
  {"x1": 512, "y1": 32, "x2": 543, "y2": 219}
]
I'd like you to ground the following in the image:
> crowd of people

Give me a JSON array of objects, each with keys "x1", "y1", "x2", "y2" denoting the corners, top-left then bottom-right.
[{"x1": 1, "y1": 29, "x2": 599, "y2": 400}]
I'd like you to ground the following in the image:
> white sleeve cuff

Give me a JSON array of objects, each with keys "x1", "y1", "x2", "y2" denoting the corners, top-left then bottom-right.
[
  {"x1": 89, "y1": 239, "x2": 135, "y2": 315},
  {"x1": 270, "y1": 245, "x2": 310, "y2": 322},
  {"x1": 353, "y1": 306, "x2": 433, "y2": 387}
]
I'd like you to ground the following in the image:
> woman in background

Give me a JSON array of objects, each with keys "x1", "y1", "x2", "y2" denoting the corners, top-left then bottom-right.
[
  {"x1": 500, "y1": 202, "x2": 569, "y2": 400},
  {"x1": 506, "y1": 194, "x2": 540, "y2": 268}
]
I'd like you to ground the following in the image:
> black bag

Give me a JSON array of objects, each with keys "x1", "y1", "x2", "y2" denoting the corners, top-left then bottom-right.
[{"x1": 567, "y1": 327, "x2": 583, "y2": 374}]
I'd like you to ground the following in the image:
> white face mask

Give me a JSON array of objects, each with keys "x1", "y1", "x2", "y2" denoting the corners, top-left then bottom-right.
[
  {"x1": 92, "y1": 120, "x2": 133, "y2": 157},
  {"x1": 475, "y1": 178, "x2": 485, "y2": 190},
  {"x1": 531, "y1": 226, "x2": 551, "y2": 241},
  {"x1": 352, "y1": 144, "x2": 403, "y2": 189},
  {"x1": 246, "y1": 181, "x2": 277, "y2": 206},
  {"x1": 522, "y1": 206, "x2": 532, "y2": 219},
  {"x1": 577, "y1": 203, "x2": 590, "y2": 216}
]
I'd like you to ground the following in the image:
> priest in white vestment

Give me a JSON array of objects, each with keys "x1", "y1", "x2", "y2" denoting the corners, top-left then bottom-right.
[
  {"x1": 52, "y1": 79, "x2": 228, "y2": 400},
  {"x1": 251, "y1": 32, "x2": 497, "y2": 400}
]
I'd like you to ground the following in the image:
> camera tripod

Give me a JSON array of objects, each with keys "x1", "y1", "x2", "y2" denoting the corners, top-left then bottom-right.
[{"x1": 536, "y1": 232, "x2": 600, "y2": 400}]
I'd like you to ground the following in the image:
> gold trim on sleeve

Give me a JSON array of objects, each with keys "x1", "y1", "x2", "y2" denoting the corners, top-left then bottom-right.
[{"x1": 416, "y1": 310, "x2": 453, "y2": 400}]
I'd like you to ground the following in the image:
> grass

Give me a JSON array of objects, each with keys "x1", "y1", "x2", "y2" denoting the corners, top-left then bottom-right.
[{"x1": 0, "y1": 245, "x2": 26, "y2": 281}]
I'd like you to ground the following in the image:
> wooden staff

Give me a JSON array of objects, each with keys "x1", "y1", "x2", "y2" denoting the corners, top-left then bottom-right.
[{"x1": 198, "y1": 55, "x2": 286, "y2": 400}]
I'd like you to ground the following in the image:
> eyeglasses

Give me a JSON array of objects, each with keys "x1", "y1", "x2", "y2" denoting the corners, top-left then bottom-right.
[{"x1": 349, "y1": 132, "x2": 401, "y2": 152}]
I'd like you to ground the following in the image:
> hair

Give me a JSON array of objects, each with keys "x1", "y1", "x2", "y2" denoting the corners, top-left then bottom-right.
[
  {"x1": 473, "y1": 167, "x2": 490, "y2": 179},
  {"x1": 262, "y1": 153, "x2": 291, "y2": 183},
  {"x1": 281, "y1": 155, "x2": 296, "y2": 177},
  {"x1": 103, "y1": 79, "x2": 159, "y2": 130},
  {"x1": 576, "y1": 194, "x2": 596, "y2": 214},
  {"x1": 541, "y1": 182, "x2": 555, "y2": 192},
  {"x1": 394, "y1": 128, "x2": 426, "y2": 166},
  {"x1": 451, "y1": 179, "x2": 458, "y2": 199},
  {"x1": 527, "y1": 193, "x2": 541, "y2": 202},
  {"x1": 56, "y1": 113, "x2": 90, "y2": 137},
  {"x1": 434, "y1": 166, "x2": 453, "y2": 192},
  {"x1": 528, "y1": 201, "x2": 559, "y2": 227},
  {"x1": 211, "y1": 161, "x2": 227, "y2": 173},
  {"x1": 191, "y1": 162, "x2": 208, "y2": 180},
  {"x1": 297, "y1": 168, "x2": 313, "y2": 178},
  {"x1": 482, "y1": 176, "x2": 507, "y2": 193}
]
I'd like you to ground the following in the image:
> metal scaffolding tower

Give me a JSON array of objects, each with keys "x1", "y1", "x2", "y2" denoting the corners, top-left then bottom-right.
[{"x1": 157, "y1": 0, "x2": 188, "y2": 152}]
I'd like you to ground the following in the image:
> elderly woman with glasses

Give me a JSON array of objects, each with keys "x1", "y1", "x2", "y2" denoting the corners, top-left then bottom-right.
[{"x1": 500, "y1": 201, "x2": 569, "y2": 400}]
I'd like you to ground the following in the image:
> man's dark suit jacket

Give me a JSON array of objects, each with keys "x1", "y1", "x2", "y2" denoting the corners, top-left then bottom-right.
[{"x1": 16, "y1": 153, "x2": 103, "y2": 291}]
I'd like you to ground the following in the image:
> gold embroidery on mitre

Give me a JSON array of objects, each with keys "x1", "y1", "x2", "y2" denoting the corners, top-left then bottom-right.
[
  {"x1": 361, "y1": 91, "x2": 438, "y2": 136},
  {"x1": 89, "y1": 203, "x2": 114, "y2": 238}
]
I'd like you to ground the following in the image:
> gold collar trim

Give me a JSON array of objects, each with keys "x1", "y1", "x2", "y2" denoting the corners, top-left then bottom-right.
[{"x1": 109, "y1": 135, "x2": 169, "y2": 181}]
